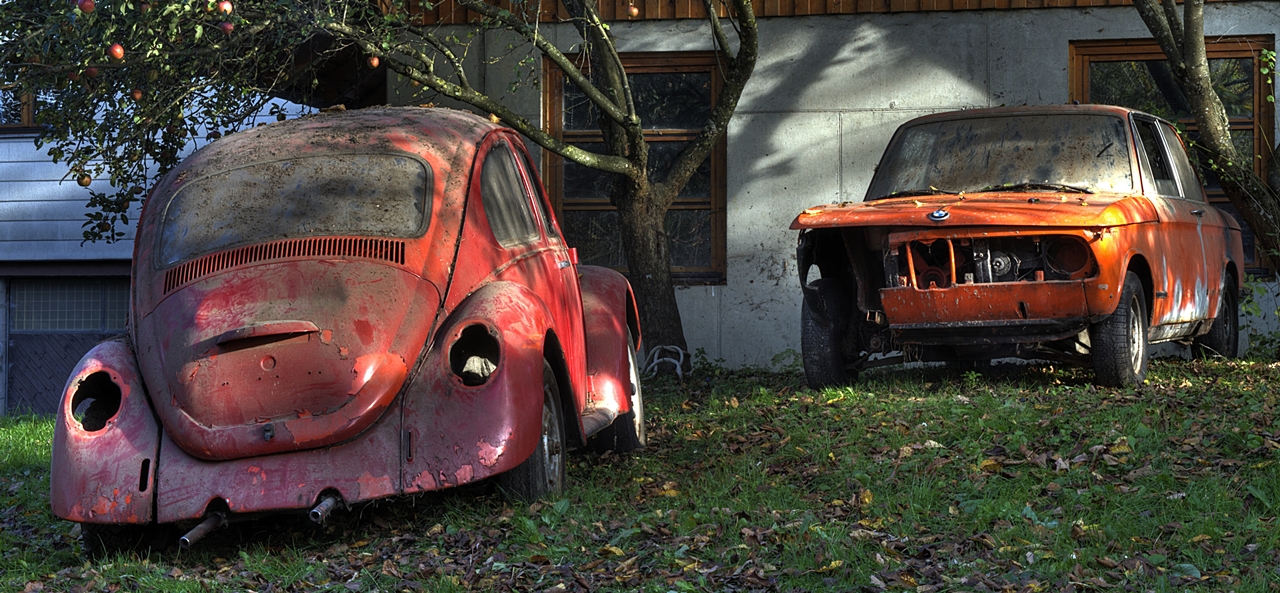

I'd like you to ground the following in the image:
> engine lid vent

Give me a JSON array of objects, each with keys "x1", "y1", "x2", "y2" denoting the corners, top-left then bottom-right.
[{"x1": 164, "y1": 237, "x2": 406, "y2": 294}]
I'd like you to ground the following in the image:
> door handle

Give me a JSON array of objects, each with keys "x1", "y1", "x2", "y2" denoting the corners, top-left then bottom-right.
[{"x1": 1191, "y1": 209, "x2": 1205, "y2": 216}]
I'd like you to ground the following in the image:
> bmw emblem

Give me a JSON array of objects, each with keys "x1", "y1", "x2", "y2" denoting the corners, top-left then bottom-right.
[{"x1": 927, "y1": 208, "x2": 950, "y2": 222}]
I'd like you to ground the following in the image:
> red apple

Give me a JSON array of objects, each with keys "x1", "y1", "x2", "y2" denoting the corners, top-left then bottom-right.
[
  {"x1": 84, "y1": 67, "x2": 99, "y2": 78},
  {"x1": 108, "y1": 43, "x2": 124, "y2": 60},
  {"x1": 77, "y1": 0, "x2": 95, "y2": 13},
  {"x1": 139, "y1": 2, "x2": 151, "y2": 13},
  {"x1": 627, "y1": 4, "x2": 639, "y2": 17},
  {"x1": 131, "y1": 88, "x2": 143, "y2": 101},
  {"x1": 216, "y1": 1, "x2": 233, "y2": 15},
  {"x1": 76, "y1": 173, "x2": 92, "y2": 187},
  {"x1": 67, "y1": 71, "x2": 80, "y2": 81},
  {"x1": 367, "y1": 56, "x2": 380, "y2": 69},
  {"x1": 219, "y1": 21, "x2": 234, "y2": 34}
]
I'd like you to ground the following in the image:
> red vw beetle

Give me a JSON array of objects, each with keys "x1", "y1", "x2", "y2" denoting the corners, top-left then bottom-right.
[{"x1": 51, "y1": 107, "x2": 644, "y2": 557}]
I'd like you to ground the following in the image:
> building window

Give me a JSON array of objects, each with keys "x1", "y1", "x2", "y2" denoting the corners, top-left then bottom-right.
[
  {"x1": 543, "y1": 52, "x2": 726, "y2": 284},
  {"x1": 10, "y1": 278, "x2": 130, "y2": 332},
  {"x1": 1069, "y1": 36, "x2": 1275, "y2": 270},
  {"x1": 0, "y1": 90, "x2": 37, "y2": 130}
]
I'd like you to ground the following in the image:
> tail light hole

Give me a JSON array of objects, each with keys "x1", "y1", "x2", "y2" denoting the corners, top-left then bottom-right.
[
  {"x1": 70, "y1": 372, "x2": 122, "y2": 432},
  {"x1": 450, "y1": 325, "x2": 500, "y2": 386}
]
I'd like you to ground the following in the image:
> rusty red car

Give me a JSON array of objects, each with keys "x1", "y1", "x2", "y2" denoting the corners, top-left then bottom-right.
[
  {"x1": 51, "y1": 107, "x2": 644, "y2": 557},
  {"x1": 793, "y1": 105, "x2": 1243, "y2": 389}
]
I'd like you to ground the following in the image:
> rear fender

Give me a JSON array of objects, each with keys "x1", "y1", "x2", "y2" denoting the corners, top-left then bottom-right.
[
  {"x1": 51, "y1": 337, "x2": 159, "y2": 524},
  {"x1": 401, "y1": 281, "x2": 555, "y2": 492},
  {"x1": 578, "y1": 266, "x2": 638, "y2": 430}
]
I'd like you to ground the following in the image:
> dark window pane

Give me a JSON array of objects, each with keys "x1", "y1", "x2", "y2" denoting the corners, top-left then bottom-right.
[
  {"x1": 562, "y1": 210, "x2": 625, "y2": 267},
  {"x1": 562, "y1": 209, "x2": 711, "y2": 269},
  {"x1": 630, "y1": 72, "x2": 712, "y2": 129},
  {"x1": 1185, "y1": 130, "x2": 1254, "y2": 193},
  {"x1": 563, "y1": 71, "x2": 711, "y2": 131},
  {"x1": 666, "y1": 209, "x2": 712, "y2": 268},
  {"x1": 562, "y1": 142, "x2": 615, "y2": 202},
  {"x1": 481, "y1": 143, "x2": 540, "y2": 247},
  {"x1": 1, "y1": 91, "x2": 21, "y2": 125},
  {"x1": 563, "y1": 141, "x2": 711, "y2": 202},
  {"x1": 1088, "y1": 58, "x2": 1252, "y2": 120},
  {"x1": 649, "y1": 142, "x2": 712, "y2": 200}
]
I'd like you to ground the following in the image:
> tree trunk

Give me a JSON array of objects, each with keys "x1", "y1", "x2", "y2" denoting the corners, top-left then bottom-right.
[{"x1": 616, "y1": 188, "x2": 689, "y2": 360}]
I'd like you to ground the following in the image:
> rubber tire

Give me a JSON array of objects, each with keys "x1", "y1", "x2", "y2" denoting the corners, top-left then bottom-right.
[
  {"x1": 82, "y1": 523, "x2": 173, "y2": 560},
  {"x1": 588, "y1": 331, "x2": 646, "y2": 453},
  {"x1": 1193, "y1": 279, "x2": 1239, "y2": 359},
  {"x1": 1090, "y1": 271, "x2": 1149, "y2": 387},
  {"x1": 498, "y1": 361, "x2": 566, "y2": 501},
  {"x1": 801, "y1": 280, "x2": 854, "y2": 390}
]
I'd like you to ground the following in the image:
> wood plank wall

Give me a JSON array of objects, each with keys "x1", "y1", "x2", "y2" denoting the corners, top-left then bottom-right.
[{"x1": 412, "y1": 0, "x2": 1210, "y2": 24}]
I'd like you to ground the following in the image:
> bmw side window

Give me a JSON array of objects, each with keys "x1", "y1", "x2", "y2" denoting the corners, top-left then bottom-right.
[
  {"x1": 1135, "y1": 119, "x2": 1179, "y2": 197},
  {"x1": 1159, "y1": 123, "x2": 1207, "y2": 203},
  {"x1": 480, "y1": 142, "x2": 540, "y2": 247}
]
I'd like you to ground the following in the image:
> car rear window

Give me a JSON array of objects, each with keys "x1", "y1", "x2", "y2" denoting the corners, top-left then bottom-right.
[
  {"x1": 867, "y1": 114, "x2": 1134, "y2": 199},
  {"x1": 159, "y1": 153, "x2": 431, "y2": 266}
]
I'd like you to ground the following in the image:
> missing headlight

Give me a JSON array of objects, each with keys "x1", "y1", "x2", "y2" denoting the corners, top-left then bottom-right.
[{"x1": 70, "y1": 372, "x2": 122, "y2": 432}]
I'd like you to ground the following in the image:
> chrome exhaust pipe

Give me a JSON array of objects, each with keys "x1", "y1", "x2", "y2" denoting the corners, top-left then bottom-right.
[
  {"x1": 310, "y1": 495, "x2": 341, "y2": 524},
  {"x1": 179, "y1": 512, "x2": 225, "y2": 549}
]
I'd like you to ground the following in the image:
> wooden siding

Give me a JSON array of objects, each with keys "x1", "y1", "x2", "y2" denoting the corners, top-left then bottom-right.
[
  {"x1": 413, "y1": 0, "x2": 1213, "y2": 24},
  {"x1": 0, "y1": 137, "x2": 135, "y2": 262}
]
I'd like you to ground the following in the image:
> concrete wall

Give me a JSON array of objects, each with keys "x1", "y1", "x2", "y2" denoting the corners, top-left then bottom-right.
[{"x1": 395, "y1": 4, "x2": 1279, "y2": 366}]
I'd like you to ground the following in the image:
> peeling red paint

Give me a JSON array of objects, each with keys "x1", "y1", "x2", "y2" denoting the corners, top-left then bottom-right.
[
  {"x1": 454, "y1": 465, "x2": 474, "y2": 483},
  {"x1": 476, "y1": 436, "x2": 506, "y2": 467}
]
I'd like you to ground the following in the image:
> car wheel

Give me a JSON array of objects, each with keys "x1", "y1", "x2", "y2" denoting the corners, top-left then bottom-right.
[
  {"x1": 1090, "y1": 271, "x2": 1148, "y2": 387},
  {"x1": 1193, "y1": 279, "x2": 1239, "y2": 359},
  {"x1": 82, "y1": 523, "x2": 173, "y2": 560},
  {"x1": 498, "y1": 361, "x2": 566, "y2": 501},
  {"x1": 801, "y1": 279, "x2": 855, "y2": 390},
  {"x1": 588, "y1": 330, "x2": 646, "y2": 453}
]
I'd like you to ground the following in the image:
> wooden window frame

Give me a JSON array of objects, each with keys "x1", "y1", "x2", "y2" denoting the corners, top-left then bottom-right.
[
  {"x1": 1069, "y1": 35, "x2": 1276, "y2": 271},
  {"x1": 542, "y1": 52, "x2": 727, "y2": 285}
]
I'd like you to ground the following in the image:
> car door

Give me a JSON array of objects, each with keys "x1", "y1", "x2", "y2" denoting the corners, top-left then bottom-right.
[
  {"x1": 508, "y1": 141, "x2": 589, "y2": 411},
  {"x1": 1132, "y1": 116, "x2": 1221, "y2": 340}
]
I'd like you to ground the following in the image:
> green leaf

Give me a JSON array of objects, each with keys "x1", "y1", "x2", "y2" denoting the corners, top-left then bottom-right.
[{"x1": 1169, "y1": 563, "x2": 1201, "y2": 578}]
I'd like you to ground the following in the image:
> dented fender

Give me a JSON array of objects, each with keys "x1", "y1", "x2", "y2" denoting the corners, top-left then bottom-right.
[
  {"x1": 51, "y1": 337, "x2": 160, "y2": 524},
  {"x1": 400, "y1": 281, "x2": 557, "y2": 493},
  {"x1": 578, "y1": 266, "x2": 640, "y2": 428}
]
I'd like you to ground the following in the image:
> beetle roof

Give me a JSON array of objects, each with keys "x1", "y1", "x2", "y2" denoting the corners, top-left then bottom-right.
[{"x1": 158, "y1": 106, "x2": 503, "y2": 190}]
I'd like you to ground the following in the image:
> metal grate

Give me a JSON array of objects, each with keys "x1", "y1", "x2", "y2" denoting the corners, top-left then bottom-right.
[
  {"x1": 163, "y1": 237, "x2": 407, "y2": 294},
  {"x1": 11, "y1": 279, "x2": 130, "y2": 332}
]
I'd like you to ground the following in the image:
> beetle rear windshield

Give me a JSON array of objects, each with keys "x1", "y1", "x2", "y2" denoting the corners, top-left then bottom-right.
[
  {"x1": 159, "y1": 154, "x2": 431, "y2": 266},
  {"x1": 867, "y1": 114, "x2": 1133, "y2": 199}
]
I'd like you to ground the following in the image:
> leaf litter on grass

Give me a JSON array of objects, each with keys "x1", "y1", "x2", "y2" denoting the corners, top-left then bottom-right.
[{"x1": 3, "y1": 360, "x2": 1280, "y2": 592}]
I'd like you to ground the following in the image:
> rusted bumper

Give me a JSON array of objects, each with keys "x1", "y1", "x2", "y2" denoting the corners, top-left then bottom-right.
[{"x1": 881, "y1": 280, "x2": 1090, "y2": 345}]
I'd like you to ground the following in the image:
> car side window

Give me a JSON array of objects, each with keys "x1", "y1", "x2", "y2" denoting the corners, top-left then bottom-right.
[
  {"x1": 1158, "y1": 123, "x2": 1207, "y2": 203},
  {"x1": 481, "y1": 141, "x2": 540, "y2": 247},
  {"x1": 518, "y1": 149, "x2": 562, "y2": 241},
  {"x1": 1135, "y1": 119, "x2": 1179, "y2": 197}
]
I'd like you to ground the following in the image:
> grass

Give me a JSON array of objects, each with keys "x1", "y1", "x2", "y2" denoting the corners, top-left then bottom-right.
[{"x1": 3, "y1": 358, "x2": 1280, "y2": 591}]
